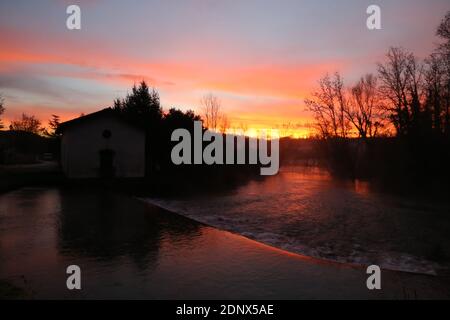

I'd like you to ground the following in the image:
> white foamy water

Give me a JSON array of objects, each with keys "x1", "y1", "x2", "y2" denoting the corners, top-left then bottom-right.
[{"x1": 141, "y1": 166, "x2": 450, "y2": 275}]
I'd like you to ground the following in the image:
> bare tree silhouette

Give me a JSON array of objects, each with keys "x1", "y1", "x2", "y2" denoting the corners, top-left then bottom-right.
[
  {"x1": 377, "y1": 47, "x2": 425, "y2": 136},
  {"x1": 345, "y1": 74, "x2": 384, "y2": 139},
  {"x1": 219, "y1": 114, "x2": 230, "y2": 134},
  {"x1": 304, "y1": 72, "x2": 351, "y2": 138},
  {"x1": 435, "y1": 12, "x2": 450, "y2": 135},
  {"x1": 0, "y1": 94, "x2": 5, "y2": 130},
  {"x1": 200, "y1": 93, "x2": 221, "y2": 131},
  {"x1": 10, "y1": 113, "x2": 43, "y2": 135}
]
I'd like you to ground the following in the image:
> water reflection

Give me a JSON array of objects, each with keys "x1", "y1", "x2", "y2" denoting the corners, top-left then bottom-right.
[
  {"x1": 1, "y1": 186, "x2": 450, "y2": 299},
  {"x1": 353, "y1": 179, "x2": 371, "y2": 196},
  {"x1": 0, "y1": 187, "x2": 203, "y2": 298},
  {"x1": 144, "y1": 166, "x2": 450, "y2": 275},
  {"x1": 58, "y1": 188, "x2": 204, "y2": 269}
]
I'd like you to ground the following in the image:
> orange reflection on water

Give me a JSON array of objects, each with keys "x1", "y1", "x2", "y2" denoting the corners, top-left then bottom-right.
[{"x1": 354, "y1": 179, "x2": 371, "y2": 196}]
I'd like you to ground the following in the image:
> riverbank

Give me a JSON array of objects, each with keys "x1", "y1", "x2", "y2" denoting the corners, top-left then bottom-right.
[
  {"x1": 1, "y1": 187, "x2": 449, "y2": 299},
  {"x1": 0, "y1": 161, "x2": 63, "y2": 194}
]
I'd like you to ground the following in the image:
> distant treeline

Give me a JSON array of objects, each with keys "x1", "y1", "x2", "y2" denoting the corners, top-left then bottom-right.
[{"x1": 302, "y1": 11, "x2": 450, "y2": 192}]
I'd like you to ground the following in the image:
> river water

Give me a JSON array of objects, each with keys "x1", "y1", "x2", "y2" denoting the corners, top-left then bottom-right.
[
  {"x1": 1, "y1": 173, "x2": 450, "y2": 298},
  {"x1": 143, "y1": 166, "x2": 450, "y2": 275},
  {"x1": 0, "y1": 186, "x2": 408, "y2": 299}
]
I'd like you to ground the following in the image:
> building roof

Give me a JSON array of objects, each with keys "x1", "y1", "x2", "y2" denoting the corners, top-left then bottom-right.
[{"x1": 56, "y1": 108, "x2": 145, "y2": 134}]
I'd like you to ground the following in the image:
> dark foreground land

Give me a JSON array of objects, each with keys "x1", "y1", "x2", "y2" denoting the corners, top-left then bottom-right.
[
  {"x1": 0, "y1": 161, "x2": 63, "y2": 194},
  {"x1": 0, "y1": 187, "x2": 449, "y2": 299}
]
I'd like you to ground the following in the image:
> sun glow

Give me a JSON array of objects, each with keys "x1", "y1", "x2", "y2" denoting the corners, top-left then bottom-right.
[{"x1": 225, "y1": 126, "x2": 311, "y2": 139}]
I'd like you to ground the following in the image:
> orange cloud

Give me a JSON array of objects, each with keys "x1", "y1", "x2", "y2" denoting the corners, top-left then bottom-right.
[{"x1": 0, "y1": 24, "x2": 349, "y2": 134}]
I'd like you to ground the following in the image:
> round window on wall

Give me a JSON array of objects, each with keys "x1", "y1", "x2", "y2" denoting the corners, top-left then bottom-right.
[{"x1": 102, "y1": 129, "x2": 112, "y2": 139}]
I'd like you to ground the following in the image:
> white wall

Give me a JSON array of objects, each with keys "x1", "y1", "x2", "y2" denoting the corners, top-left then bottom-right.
[{"x1": 61, "y1": 114, "x2": 146, "y2": 178}]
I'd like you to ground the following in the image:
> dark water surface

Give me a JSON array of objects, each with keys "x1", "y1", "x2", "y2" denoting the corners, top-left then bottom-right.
[
  {"x1": 144, "y1": 166, "x2": 450, "y2": 275},
  {"x1": 1, "y1": 183, "x2": 450, "y2": 299}
]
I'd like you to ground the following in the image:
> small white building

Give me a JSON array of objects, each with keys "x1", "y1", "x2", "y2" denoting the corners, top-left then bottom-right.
[{"x1": 58, "y1": 108, "x2": 146, "y2": 179}]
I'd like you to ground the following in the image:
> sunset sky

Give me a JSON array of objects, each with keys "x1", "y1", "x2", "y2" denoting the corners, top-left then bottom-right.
[{"x1": 1, "y1": 0, "x2": 449, "y2": 137}]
